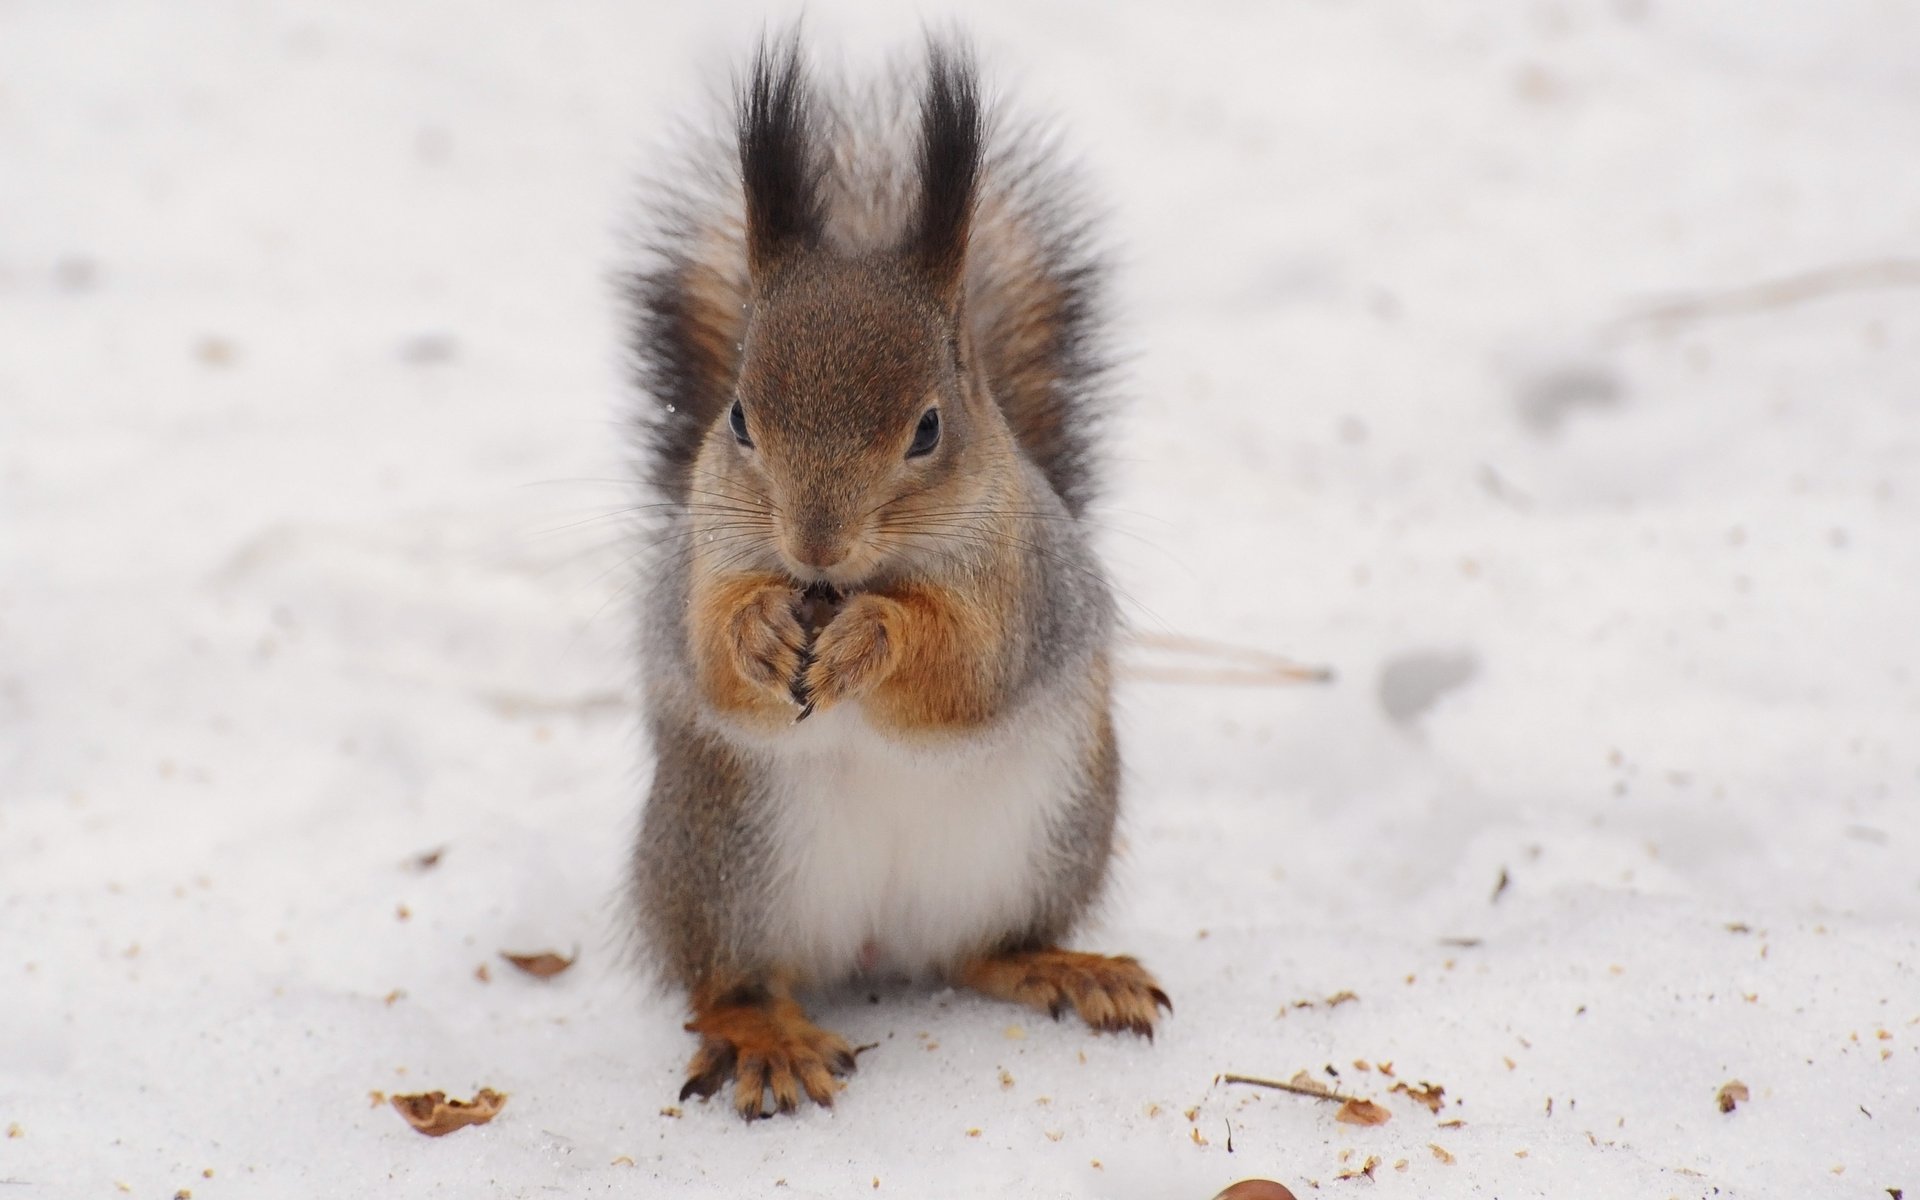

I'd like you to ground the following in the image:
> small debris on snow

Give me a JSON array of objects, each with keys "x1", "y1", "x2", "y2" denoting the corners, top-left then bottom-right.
[
  {"x1": 1717, "y1": 1080, "x2": 1750, "y2": 1113},
  {"x1": 1334, "y1": 1156, "x2": 1380, "y2": 1181},
  {"x1": 390, "y1": 1088, "x2": 507, "y2": 1137},
  {"x1": 1335, "y1": 1099, "x2": 1391, "y2": 1127},
  {"x1": 1390, "y1": 1081, "x2": 1445, "y2": 1113},
  {"x1": 500, "y1": 948, "x2": 576, "y2": 979}
]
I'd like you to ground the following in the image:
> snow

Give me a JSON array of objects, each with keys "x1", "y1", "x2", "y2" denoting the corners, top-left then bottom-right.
[{"x1": 3, "y1": 1, "x2": 1917, "y2": 1196}]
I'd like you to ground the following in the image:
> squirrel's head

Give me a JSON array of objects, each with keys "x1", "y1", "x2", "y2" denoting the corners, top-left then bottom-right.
[{"x1": 699, "y1": 38, "x2": 999, "y2": 589}]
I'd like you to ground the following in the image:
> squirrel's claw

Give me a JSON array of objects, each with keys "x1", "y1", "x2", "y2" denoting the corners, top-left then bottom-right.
[{"x1": 678, "y1": 1037, "x2": 738, "y2": 1102}]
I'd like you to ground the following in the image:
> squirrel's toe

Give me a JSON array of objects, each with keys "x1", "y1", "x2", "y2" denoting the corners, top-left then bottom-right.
[{"x1": 679, "y1": 1037, "x2": 737, "y2": 1102}]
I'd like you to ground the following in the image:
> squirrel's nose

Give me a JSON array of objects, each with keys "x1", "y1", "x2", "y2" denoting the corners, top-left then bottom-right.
[
  {"x1": 788, "y1": 524, "x2": 849, "y2": 572},
  {"x1": 795, "y1": 544, "x2": 846, "y2": 571}
]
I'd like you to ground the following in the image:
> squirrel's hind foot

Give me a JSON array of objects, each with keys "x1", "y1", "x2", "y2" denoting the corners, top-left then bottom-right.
[
  {"x1": 959, "y1": 947, "x2": 1172, "y2": 1039},
  {"x1": 680, "y1": 983, "x2": 855, "y2": 1119}
]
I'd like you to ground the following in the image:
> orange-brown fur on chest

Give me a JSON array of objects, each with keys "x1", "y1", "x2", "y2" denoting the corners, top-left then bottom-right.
[{"x1": 688, "y1": 528, "x2": 1029, "y2": 737}]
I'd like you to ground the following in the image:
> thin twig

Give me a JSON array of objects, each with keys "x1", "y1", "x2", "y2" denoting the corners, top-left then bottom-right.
[
  {"x1": 1221, "y1": 1072, "x2": 1364, "y2": 1105},
  {"x1": 1120, "y1": 664, "x2": 1334, "y2": 686},
  {"x1": 1124, "y1": 631, "x2": 1334, "y2": 686},
  {"x1": 1605, "y1": 257, "x2": 1920, "y2": 339}
]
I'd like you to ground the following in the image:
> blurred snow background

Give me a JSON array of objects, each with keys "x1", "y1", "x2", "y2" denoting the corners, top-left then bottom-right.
[{"x1": 3, "y1": 1, "x2": 1917, "y2": 1196}]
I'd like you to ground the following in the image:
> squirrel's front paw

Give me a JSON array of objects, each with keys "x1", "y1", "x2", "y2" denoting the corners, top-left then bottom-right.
[
  {"x1": 693, "y1": 577, "x2": 809, "y2": 720},
  {"x1": 728, "y1": 583, "x2": 808, "y2": 699},
  {"x1": 800, "y1": 593, "x2": 905, "y2": 716}
]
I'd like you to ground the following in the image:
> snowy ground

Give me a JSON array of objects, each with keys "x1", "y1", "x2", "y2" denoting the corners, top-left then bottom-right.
[{"x1": 3, "y1": 1, "x2": 1918, "y2": 1197}]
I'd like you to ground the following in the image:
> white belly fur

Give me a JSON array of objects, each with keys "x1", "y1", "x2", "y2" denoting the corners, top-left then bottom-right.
[{"x1": 759, "y1": 700, "x2": 1077, "y2": 984}]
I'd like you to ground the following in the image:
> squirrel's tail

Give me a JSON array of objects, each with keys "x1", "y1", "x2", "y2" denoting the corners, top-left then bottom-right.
[{"x1": 625, "y1": 32, "x2": 1112, "y2": 515}]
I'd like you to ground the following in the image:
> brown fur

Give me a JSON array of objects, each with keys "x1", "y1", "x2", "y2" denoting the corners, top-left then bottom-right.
[
  {"x1": 958, "y1": 948, "x2": 1171, "y2": 1038},
  {"x1": 628, "y1": 49, "x2": 1109, "y2": 517},
  {"x1": 625, "y1": 35, "x2": 1155, "y2": 1120},
  {"x1": 688, "y1": 570, "x2": 807, "y2": 730},
  {"x1": 681, "y1": 974, "x2": 856, "y2": 1118},
  {"x1": 837, "y1": 573, "x2": 1019, "y2": 733}
]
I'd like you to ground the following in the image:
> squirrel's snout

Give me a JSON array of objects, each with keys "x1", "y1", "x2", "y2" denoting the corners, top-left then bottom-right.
[{"x1": 785, "y1": 519, "x2": 852, "y2": 575}]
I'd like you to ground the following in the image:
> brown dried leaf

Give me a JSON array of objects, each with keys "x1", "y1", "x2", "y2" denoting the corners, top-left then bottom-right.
[
  {"x1": 1335, "y1": 1099, "x2": 1391, "y2": 1127},
  {"x1": 1717, "y1": 1080, "x2": 1750, "y2": 1113},
  {"x1": 1390, "y1": 1080, "x2": 1446, "y2": 1113},
  {"x1": 390, "y1": 1088, "x2": 507, "y2": 1137},
  {"x1": 1429, "y1": 1143, "x2": 1455, "y2": 1165},
  {"x1": 500, "y1": 948, "x2": 576, "y2": 979}
]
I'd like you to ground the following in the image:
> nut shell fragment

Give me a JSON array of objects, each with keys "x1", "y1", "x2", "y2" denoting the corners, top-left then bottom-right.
[
  {"x1": 500, "y1": 949, "x2": 575, "y2": 979},
  {"x1": 1716, "y1": 1080, "x2": 1749, "y2": 1113},
  {"x1": 390, "y1": 1088, "x2": 507, "y2": 1137}
]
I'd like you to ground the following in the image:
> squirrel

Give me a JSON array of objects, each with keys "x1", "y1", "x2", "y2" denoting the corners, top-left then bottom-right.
[{"x1": 623, "y1": 33, "x2": 1167, "y2": 1120}]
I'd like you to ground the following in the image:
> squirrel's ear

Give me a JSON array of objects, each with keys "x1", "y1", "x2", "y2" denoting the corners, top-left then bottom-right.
[
  {"x1": 738, "y1": 34, "x2": 822, "y2": 282},
  {"x1": 911, "y1": 40, "x2": 983, "y2": 312}
]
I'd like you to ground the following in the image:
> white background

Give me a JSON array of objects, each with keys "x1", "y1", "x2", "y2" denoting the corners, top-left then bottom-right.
[{"x1": 3, "y1": 1, "x2": 1916, "y2": 1196}]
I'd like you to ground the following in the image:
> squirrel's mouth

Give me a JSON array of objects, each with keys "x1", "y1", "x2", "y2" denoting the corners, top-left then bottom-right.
[
  {"x1": 794, "y1": 582, "x2": 843, "y2": 632},
  {"x1": 789, "y1": 582, "x2": 844, "y2": 720}
]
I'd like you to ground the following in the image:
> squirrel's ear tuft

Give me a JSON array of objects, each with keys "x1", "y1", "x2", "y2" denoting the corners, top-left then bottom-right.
[
  {"x1": 912, "y1": 39, "x2": 983, "y2": 311},
  {"x1": 738, "y1": 33, "x2": 822, "y2": 280}
]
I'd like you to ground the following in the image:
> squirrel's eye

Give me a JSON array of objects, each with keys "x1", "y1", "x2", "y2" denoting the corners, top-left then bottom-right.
[
  {"x1": 907, "y1": 407, "x2": 941, "y2": 458},
  {"x1": 728, "y1": 399, "x2": 753, "y2": 448}
]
